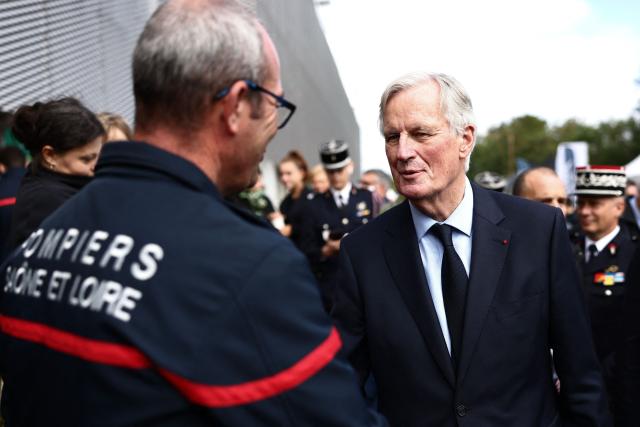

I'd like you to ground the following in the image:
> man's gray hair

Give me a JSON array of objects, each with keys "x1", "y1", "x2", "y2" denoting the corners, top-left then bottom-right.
[
  {"x1": 363, "y1": 169, "x2": 393, "y2": 191},
  {"x1": 378, "y1": 72, "x2": 476, "y2": 170},
  {"x1": 133, "y1": 0, "x2": 265, "y2": 132}
]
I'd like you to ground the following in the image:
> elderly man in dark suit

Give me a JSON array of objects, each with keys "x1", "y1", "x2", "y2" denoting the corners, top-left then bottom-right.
[{"x1": 332, "y1": 72, "x2": 610, "y2": 426}]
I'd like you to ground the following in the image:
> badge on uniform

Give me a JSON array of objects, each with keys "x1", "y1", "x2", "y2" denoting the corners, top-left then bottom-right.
[
  {"x1": 593, "y1": 270, "x2": 624, "y2": 286},
  {"x1": 356, "y1": 201, "x2": 370, "y2": 217}
]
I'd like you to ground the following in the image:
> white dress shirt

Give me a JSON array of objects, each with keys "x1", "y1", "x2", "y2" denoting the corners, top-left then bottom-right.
[
  {"x1": 331, "y1": 182, "x2": 352, "y2": 207},
  {"x1": 584, "y1": 225, "x2": 620, "y2": 262},
  {"x1": 409, "y1": 177, "x2": 474, "y2": 355}
]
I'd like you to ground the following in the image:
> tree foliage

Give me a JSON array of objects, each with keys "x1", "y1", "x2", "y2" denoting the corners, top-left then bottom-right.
[{"x1": 469, "y1": 115, "x2": 640, "y2": 177}]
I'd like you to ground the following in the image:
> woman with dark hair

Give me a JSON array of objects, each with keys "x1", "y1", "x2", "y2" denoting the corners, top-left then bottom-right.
[
  {"x1": 6, "y1": 97, "x2": 105, "y2": 250},
  {"x1": 277, "y1": 150, "x2": 311, "y2": 247}
]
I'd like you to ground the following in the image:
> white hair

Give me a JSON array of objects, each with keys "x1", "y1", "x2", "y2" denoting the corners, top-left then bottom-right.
[{"x1": 378, "y1": 72, "x2": 476, "y2": 171}]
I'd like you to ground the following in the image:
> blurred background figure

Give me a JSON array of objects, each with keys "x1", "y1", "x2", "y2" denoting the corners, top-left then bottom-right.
[
  {"x1": 97, "y1": 112, "x2": 133, "y2": 142},
  {"x1": 513, "y1": 167, "x2": 570, "y2": 218},
  {"x1": 473, "y1": 170, "x2": 506, "y2": 192},
  {"x1": 298, "y1": 140, "x2": 373, "y2": 312},
  {"x1": 359, "y1": 168, "x2": 397, "y2": 216},
  {"x1": 571, "y1": 165, "x2": 637, "y2": 420},
  {"x1": 277, "y1": 150, "x2": 311, "y2": 247},
  {"x1": 7, "y1": 97, "x2": 105, "y2": 251},
  {"x1": 0, "y1": 147, "x2": 26, "y2": 258},
  {"x1": 625, "y1": 179, "x2": 638, "y2": 198},
  {"x1": 309, "y1": 163, "x2": 330, "y2": 194},
  {"x1": 226, "y1": 169, "x2": 276, "y2": 221}
]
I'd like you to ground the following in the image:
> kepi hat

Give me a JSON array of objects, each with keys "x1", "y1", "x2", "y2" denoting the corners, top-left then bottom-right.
[
  {"x1": 320, "y1": 139, "x2": 351, "y2": 170},
  {"x1": 474, "y1": 171, "x2": 507, "y2": 192},
  {"x1": 574, "y1": 165, "x2": 626, "y2": 197}
]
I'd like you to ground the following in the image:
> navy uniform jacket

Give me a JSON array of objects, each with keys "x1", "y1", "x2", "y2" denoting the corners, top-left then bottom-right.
[
  {"x1": 0, "y1": 142, "x2": 385, "y2": 427},
  {"x1": 298, "y1": 187, "x2": 373, "y2": 310},
  {"x1": 333, "y1": 184, "x2": 609, "y2": 426},
  {"x1": 571, "y1": 224, "x2": 638, "y2": 411}
]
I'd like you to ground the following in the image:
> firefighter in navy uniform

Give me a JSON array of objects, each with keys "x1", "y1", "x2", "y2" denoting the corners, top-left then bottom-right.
[
  {"x1": 299, "y1": 140, "x2": 373, "y2": 312},
  {"x1": 0, "y1": 2, "x2": 387, "y2": 426},
  {"x1": 570, "y1": 165, "x2": 638, "y2": 419}
]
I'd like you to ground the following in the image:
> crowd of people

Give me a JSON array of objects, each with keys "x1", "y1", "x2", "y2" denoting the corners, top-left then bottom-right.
[{"x1": 0, "y1": 0, "x2": 639, "y2": 426}]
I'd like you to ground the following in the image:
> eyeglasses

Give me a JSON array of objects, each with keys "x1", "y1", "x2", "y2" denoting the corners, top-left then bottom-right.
[{"x1": 215, "y1": 79, "x2": 296, "y2": 129}]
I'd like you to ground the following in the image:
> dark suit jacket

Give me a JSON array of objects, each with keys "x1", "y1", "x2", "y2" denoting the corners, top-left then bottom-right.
[
  {"x1": 333, "y1": 183, "x2": 610, "y2": 427},
  {"x1": 616, "y1": 242, "x2": 640, "y2": 427}
]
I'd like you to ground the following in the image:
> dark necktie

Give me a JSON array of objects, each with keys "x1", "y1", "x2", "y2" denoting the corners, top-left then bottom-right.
[
  {"x1": 430, "y1": 223, "x2": 468, "y2": 371},
  {"x1": 587, "y1": 243, "x2": 598, "y2": 263}
]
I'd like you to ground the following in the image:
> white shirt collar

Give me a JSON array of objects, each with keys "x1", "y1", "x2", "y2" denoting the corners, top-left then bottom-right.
[
  {"x1": 585, "y1": 225, "x2": 620, "y2": 254},
  {"x1": 331, "y1": 182, "x2": 352, "y2": 206},
  {"x1": 409, "y1": 177, "x2": 474, "y2": 239}
]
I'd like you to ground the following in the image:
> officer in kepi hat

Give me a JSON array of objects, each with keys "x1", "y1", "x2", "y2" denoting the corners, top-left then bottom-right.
[
  {"x1": 298, "y1": 140, "x2": 373, "y2": 312},
  {"x1": 570, "y1": 165, "x2": 638, "y2": 415},
  {"x1": 473, "y1": 170, "x2": 507, "y2": 192}
]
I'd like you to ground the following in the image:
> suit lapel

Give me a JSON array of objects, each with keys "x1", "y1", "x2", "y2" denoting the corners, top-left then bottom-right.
[
  {"x1": 382, "y1": 201, "x2": 455, "y2": 387},
  {"x1": 457, "y1": 185, "x2": 510, "y2": 385}
]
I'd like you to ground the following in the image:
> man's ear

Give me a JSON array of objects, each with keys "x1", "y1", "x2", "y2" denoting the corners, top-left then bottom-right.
[
  {"x1": 219, "y1": 80, "x2": 250, "y2": 135},
  {"x1": 459, "y1": 124, "x2": 476, "y2": 159}
]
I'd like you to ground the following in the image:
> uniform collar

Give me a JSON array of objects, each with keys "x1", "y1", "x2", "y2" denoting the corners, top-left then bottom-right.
[
  {"x1": 330, "y1": 182, "x2": 352, "y2": 206},
  {"x1": 585, "y1": 225, "x2": 620, "y2": 253},
  {"x1": 95, "y1": 141, "x2": 222, "y2": 201}
]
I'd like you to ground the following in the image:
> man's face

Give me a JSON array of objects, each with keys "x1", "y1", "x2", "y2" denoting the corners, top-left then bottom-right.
[
  {"x1": 326, "y1": 163, "x2": 352, "y2": 191},
  {"x1": 382, "y1": 81, "x2": 472, "y2": 202},
  {"x1": 360, "y1": 172, "x2": 383, "y2": 197},
  {"x1": 231, "y1": 27, "x2": 282, "y2": 192},
  {"x1": 577, "y1": 196, "x2": 624, "y2": 240},
  {"x1": 521, "y1": 171, "x2": 569, "y2": 217}
]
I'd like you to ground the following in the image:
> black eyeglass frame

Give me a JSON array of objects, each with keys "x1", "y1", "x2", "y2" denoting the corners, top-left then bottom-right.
[{"x1": 214, "y1": 79, "x2": 296, "y2": 129}]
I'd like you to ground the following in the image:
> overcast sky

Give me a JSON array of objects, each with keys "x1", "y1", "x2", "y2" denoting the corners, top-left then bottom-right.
[{"x1": 315, "y1": 0, "x2": 640, "y2": 173}]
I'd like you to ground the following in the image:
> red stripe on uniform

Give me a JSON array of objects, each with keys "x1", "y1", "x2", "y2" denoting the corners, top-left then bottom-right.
[
  {"x1": 0, "y1": 197, "x2": 16, "y2": 207},
  {"x1": 0, "y1": 314, "x2": 342, "y2": 408},
  {"x1": 159, "y1": 326, "x2": 342, "y2": 407},
  {"x1": 0, "y1": 314, "x2": 151, "y2": 369}
]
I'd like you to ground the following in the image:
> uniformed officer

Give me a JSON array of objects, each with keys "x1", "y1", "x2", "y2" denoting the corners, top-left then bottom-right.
[
  {"x1": 298, "y1": 140, "x2": 373, "y2": 312},
  {"x1": 571, "y1": 165, "x2": 638, "y2": 416}
]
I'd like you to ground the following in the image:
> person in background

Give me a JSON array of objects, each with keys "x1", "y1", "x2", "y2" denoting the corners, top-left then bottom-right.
[
  {"x1": 0, "y1": 147, "x2": 26, "y2": 258},
  {"x1": 625, "y1": 179, "x2": 638, "y2": 198},
  {"x1": 332, "y1": 71, "x2": 608, "y2": 426},
  {"x1": 309, "y1": 163, "x2": 330, "y2": 194},
  {"x1": 621, "y1": 179, "x2": 640, "y2": 238},
  {"x1": 0, "y1": 1, "x2": 385, "y2": 425},
  {"x1": 359, "y1": 168, "x2": 397, "y2": 216},
  {"x1": 298, "y1": 140, "x2": 373, "y2": 312},
  {"x1": 570, "y1": 165, "x2": 638, "y2": 421},
  {"x1": 97, "y1": 112, "x2": 133, "y2": 142},
  {"x1": 6, "y1": 97, "x2": 105, "y2": 251},
  {"x1": 473, "y1": 170, "x2": 506, "y2": 192},
  {"x1": 226, "y1": 168, "x2": 275, "y2": 220},
  {"x1": 277, "y1": 150, "x2": 312, "y2": 247},
  {"x1": 512, "y1": 166, "x2": 570, "y2": 217}
]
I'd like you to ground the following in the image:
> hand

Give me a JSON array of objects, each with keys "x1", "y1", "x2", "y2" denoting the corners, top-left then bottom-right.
[{"x1": 321, "y1": 239, "x2": 341, "y2": 258}]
